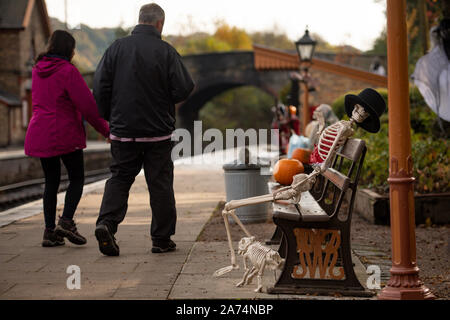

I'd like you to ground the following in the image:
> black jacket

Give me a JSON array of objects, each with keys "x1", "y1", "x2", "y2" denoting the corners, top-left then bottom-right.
[{"x1": 93, "y1": 24, "x2": 194, "y2": 138}]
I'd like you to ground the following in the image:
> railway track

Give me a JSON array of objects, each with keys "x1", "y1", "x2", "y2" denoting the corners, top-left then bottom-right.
[{"x1": 0, "y1": 169, "x2": 111, "y2": 212}]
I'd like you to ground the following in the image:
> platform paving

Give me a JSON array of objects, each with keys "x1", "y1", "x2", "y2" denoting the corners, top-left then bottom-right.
[{"x1": 0, "y1": 165, "x2": 375, "y2": 300}]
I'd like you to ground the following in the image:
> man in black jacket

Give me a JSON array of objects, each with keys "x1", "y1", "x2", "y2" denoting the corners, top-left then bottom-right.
[{"x1": 93, "y1": 3, "x2": 194, "y2": 256}]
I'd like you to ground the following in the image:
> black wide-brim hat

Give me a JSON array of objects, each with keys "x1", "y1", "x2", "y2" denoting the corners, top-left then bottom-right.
[{"x1": 345, "y1": 88, "x2": 386, "y2": 133}]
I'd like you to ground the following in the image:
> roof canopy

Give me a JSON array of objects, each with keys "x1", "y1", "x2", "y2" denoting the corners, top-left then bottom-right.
[{"x1": 253, "y1": 44, "x2": 387, "y2": 88}]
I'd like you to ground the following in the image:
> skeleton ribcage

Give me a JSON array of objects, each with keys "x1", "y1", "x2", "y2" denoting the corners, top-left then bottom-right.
[
  {"x1": 317, "y1": 121, "x2": 350, "y2": 162},
  {"x1": 248, "y1": 242, "x2": 273, "y2": 266}
]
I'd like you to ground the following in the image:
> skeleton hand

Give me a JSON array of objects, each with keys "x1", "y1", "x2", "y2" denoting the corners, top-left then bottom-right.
[
  {"x1": 273, "y1": 173, "x2": 317, "y2": 203},
  {"x1": 273, "y1": 187, "x2": 300, "y2": 202}
]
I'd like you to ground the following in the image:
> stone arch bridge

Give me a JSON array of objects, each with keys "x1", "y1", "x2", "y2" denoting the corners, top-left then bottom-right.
[{"x1": 177, "y1": 50, "x2": 291, "y2": 133}]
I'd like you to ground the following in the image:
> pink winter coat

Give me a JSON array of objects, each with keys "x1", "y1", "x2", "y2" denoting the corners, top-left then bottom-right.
[{"x1": 25, "y1": 57, "x2": 109, "y2": 158}]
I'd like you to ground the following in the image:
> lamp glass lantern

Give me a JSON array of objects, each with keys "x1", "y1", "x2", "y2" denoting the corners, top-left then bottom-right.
[{"x1": 295, "y1": 29, "x2": 317, "y2": 63}]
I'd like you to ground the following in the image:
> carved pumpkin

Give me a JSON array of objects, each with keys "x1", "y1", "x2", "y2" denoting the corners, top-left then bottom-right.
[
  {"x1": 273, "y1": 159, "x2": 304, "y2": 185},
  {"x1": 291, "y1": 148, "x2": 312, "y2": 164}
]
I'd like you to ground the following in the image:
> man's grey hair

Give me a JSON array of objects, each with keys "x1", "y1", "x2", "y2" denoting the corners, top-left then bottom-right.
[{"x1": 139, "y1": 3, "x2": 165, "y2": 25}]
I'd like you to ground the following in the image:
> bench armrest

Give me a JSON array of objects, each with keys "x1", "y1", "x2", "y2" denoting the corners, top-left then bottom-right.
[{"x1": 322, "y1": 168, "x2": 350, "y2": 190}]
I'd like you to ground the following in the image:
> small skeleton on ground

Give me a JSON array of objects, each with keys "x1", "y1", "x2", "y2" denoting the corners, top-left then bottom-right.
[{"x1": 235, "y1": 236, "x2": 284, "y2": 292}]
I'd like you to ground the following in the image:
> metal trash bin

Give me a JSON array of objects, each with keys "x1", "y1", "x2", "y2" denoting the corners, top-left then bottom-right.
[{"x1": 223, "y1": 155, "x2": 270, "y2": 224}]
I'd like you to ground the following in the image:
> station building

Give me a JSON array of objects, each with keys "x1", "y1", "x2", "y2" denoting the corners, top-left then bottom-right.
[{"x1": 0, "y1": 0, "x2": 51, "y2": 147}]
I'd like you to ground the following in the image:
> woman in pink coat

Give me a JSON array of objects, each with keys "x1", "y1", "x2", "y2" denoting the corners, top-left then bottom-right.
[{"x1": 25, "y1": 30, "x2": 110, "y2": 247}]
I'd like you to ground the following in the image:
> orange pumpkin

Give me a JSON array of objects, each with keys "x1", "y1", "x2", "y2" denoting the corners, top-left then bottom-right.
[
  {"x1": 291, "y1": 148, "x2": 312, "y2": 164},
  {"x1": 273, "y1": 159, "x2": 304, "y2": 185}
]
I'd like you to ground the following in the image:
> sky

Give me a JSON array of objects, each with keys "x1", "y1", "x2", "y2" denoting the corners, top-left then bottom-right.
[{"x1": 45, "y1": 0, "x2": 387, "y2": 51}]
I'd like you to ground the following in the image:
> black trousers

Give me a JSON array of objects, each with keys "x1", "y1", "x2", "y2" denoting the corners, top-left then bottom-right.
[
  {"x1": 40, "y1": 150, "x2": 85, "y2": 230},
  {"x1": 97, "y1": 140, "x2": 176, "y2": 242}
]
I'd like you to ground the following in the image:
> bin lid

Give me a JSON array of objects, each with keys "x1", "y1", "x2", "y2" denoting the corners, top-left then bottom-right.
[
  {"x1": 223, "y1": 148, "x2": 271, "y2": 170},
  {"x1": 223, "y1": 159, "x2": 270, "y2": 171}
]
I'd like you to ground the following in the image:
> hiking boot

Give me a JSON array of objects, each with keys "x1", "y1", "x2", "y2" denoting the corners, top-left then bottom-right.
[
  {"x1": 95, "y1": 224, "x2": 120, "y2": 256},
  {"x1": 151, "y1": 239, "x2": 176, "y2": 253},
  {"x1": 55, "y1": 217, "x2": 87, "y2": 245},
  {"x1": 42, "y1": 229, "x2": 65, "y2": 247}
]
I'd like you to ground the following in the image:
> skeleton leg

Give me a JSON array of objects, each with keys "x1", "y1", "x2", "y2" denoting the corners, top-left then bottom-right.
[
  {"x1": 244, "y1": 267, "x2": 257, "y2": 285},
  {"x1": 213, "y1": 195, "x2": 270, "y2": 277},
  {"x1": 255, "y1": 260, "x2": 266, "y2": 292},
  {"x1": 214, "y1": 210, "x2": 240, "y2": 276},
  {"x1": 236, "y1": 255, "x2": 253, "y2": 287},
  {"x1": 245, "y1": 266, "x2": 259, "y2": 285},
  {"x1": 228, "y1": 209, "x2": 252, "y2": 238},
  {"x1": 213, "y1": 209, "x2": 254, "y2": 277}
]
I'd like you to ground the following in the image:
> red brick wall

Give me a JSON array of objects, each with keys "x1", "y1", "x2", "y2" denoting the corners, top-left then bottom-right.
[{"x1": 307, "y1": 68, "x2": 384, "y2": 106}]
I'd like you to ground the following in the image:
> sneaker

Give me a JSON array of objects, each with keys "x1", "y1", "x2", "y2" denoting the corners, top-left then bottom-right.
[
  {"x1": 151, "y1": 240, "x2": 176, "y2": 253},
  {"x1": 42, "y1": 229, "x2": 65, "y2": 247},
  {"x1": 55, "y1": 217, "x2": 87, "y2": 245},
  {"x1": 95, "y1": 224, "x2": 120, "y2": 256}
]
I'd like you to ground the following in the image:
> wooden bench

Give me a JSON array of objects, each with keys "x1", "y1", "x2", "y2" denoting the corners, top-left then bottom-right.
[{"x1": 266, "y1": 138, "x2": 373, "y2": 296}]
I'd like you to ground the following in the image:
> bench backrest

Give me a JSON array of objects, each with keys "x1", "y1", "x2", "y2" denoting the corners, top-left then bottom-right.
[{"x1": 310, "y1": 138, "x2": 366, "y2": 221}]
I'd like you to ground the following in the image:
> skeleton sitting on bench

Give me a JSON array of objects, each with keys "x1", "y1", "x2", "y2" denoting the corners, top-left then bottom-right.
[{"x1": 213, "y1": 88, "x2": 385, "y2": 293}]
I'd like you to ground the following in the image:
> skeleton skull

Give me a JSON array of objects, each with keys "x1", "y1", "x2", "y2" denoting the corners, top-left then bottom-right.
[
  {"x1": 237, "y1": 236, "x2": 255, "y2": 255},
  {"x1": 351, "y1": 104, "x2": 370, "y2": 123}
]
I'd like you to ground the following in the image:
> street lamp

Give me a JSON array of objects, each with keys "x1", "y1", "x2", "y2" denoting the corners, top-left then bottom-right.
[
  {"x1": 295, "y1": 28, "x2": 317, "y2": 65},
  {"x1": 295, "y1": 28, "x2": 317, "y2": 133}
]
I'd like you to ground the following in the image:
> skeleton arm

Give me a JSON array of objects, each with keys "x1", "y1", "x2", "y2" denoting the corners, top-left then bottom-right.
[
  {"x1": 223, "y1": 171, "x2": 318, "y2": 213},
  {"x1": 271, "y1": 170, "x2": 320, "y2": 201}
]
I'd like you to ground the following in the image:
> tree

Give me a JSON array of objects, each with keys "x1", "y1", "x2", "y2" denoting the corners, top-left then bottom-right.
[
  {"x1": 167, "y1": 22, "x2": 253, "y2": 55},
  {"x1": 311, "y1": 33, "x2": 341, "y2": 53},
  {"x1": 368, "y1": 0, "x2": 446, "y2": 73},
  {"x1": 114, "y1": 23, "x2": 130, "y2": 40},
  {"x1": 176, "y1": 35, "x2": 232, "y2": 55},
  {"x1": 250, "y1": 31, "x2": 295, "y2": 51},
  {"x1": 366, "y1": 29, "x2": 387, "y2": 55},
  {"x1": 213, "y1": 23, "x2": 253, "y2": 50},
  {"x1": 199, "y1": 86, "x2": 274, "y2": 134}
]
